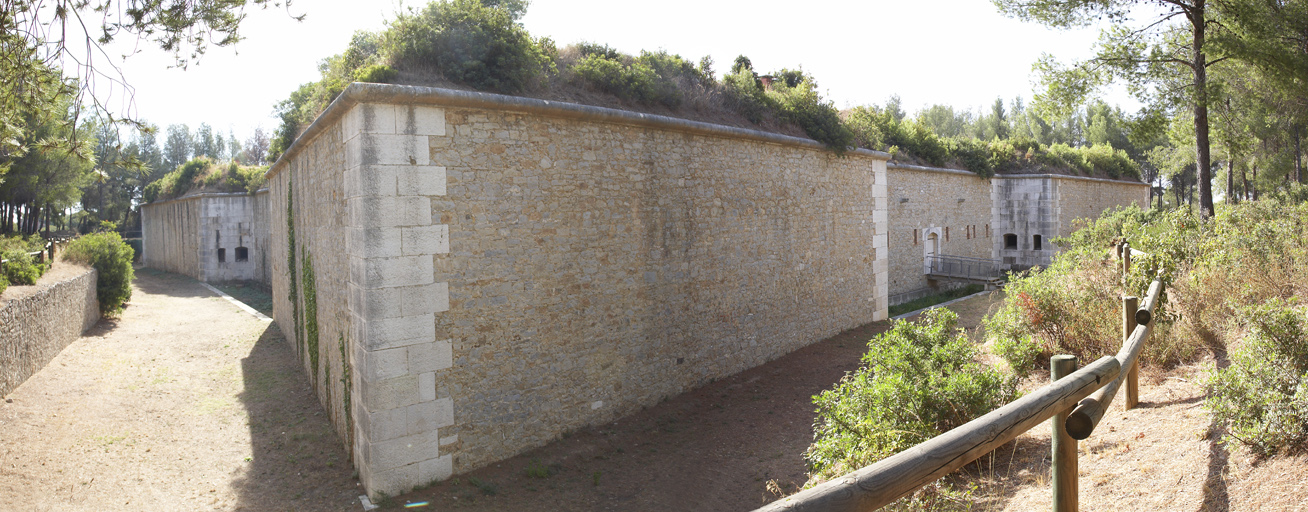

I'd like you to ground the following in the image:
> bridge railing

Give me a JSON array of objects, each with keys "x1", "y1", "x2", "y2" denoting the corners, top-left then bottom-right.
[
  {"x1": 760, "y1": 249, "x2": 1164, "y2": 512},
  {"x1": 925, "y1": 254, "x2": 1003, "y2": 282}
]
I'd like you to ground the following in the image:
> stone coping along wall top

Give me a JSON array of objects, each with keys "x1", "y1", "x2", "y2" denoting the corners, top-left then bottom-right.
[
  {"x1": 266, "y1": 83, "x2": 890, "y2": 180},
  {"x1": 888, "y1": 161, "x2": 1150, "y2": 187}
]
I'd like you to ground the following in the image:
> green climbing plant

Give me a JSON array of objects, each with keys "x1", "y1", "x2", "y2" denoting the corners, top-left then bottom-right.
[{"x1": 301, "y1": 249, "x2": 320, "y2": 384}]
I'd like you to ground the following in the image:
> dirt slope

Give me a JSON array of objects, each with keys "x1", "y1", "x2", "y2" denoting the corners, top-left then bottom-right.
[{"x1": 0, "y1": 268, "x2": 360, "y2": 511}]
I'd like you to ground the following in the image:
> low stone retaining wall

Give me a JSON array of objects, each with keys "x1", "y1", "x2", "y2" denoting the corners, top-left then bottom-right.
[{"x1": 0, "y1": 265, "x2": 99, "y2": 398}]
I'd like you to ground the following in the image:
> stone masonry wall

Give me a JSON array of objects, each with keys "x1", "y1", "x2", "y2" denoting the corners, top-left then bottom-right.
[
  {"x1": 1053, "y1": 176, "x2": 1151, "y2": 238},
  {"x1": 886, "y1": 164, "x2": 993, "y2": 302},
  {"x1": 267, "y1": 84, "x2": 891, "y2": 499},
  {"x1": 992, "y1": 175, "x2": 1151, "y2": 269},
  {"x1": 429, "y1": 105, "x2": 887, "y2": 483},
  {"x1": 198, "y1": 194, "x2": 267, "y2": 283},
  {"x1": 141, "y1": 197, "x2": 201, "y2": 278},
  {"x1": 142, "y1": 193, "x2": 272, "y2": 285},
  {"x1": 267, "y1": 116, "x2": 355, "y2": 473},
  {"x1": 0, "y1": 265, "x2": 98, "y2": 398}
]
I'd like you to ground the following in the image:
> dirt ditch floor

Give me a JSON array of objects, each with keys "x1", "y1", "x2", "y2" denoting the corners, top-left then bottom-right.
[{"x1": 0, "y1": 268, "x2": 360, "y2": 511}]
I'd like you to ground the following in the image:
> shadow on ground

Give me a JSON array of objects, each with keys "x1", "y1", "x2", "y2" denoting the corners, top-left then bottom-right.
[
  {"x1": 131, "y1": 267, "x2": 213, "y2": 299},
  {"x1": 230, "y1": 323, "x2": 360, "y2": 511}
]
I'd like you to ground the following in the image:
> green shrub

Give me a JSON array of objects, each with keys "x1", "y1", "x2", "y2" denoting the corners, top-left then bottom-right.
[
  {"x1": 764, "y1": 71, "x2": 854, "y2": 154},
  {"x1": 1206, "y1": 299, "x2": 1308, "y2": 456},
  {"x1": 806, "y1": 308, "x2": 1017, "y2": 481},
  {"x1": 63, "y1": 232, "x2": 135, "y2": 316},
  {"x1": 0, "y1": 274, "x2": 7, "y2": 295},
  {"x1": 572, "y1": 53, "x2": 671, "y2": 106},
  {"x1": 2, "y1": 249, "x2": 44, "y2": 285},
  {"x1": 353, "y1": 63, "x2": 397, "y2": 83},
  {"x1": 382, "y1": 0, "x2": 553, "y2": 94}
]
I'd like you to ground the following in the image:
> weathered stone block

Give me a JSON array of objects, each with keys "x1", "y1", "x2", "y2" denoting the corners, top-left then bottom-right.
[
  {"x1": 347, "y1": 133, "x2": 430, "y2": 167},
  {"x1": 345, "y1": 165, "x2": 398, "y2": 198},
  {"x1": 349, "y1": 227, "x2": 402, "y2": 259},
  {"x1": 365, "y1": 463, "x2": 419, "y2": 499},
  {"x1": 401, "y1": 225, "x2": 450, "y2": 256},
  {"x1": 349, "y1": 196, "x2": 432, "y2": 228},
  {"x1": 360, "y1": 373, "x2": 424, "y2": 411},
  {"x1": 408, "y1": 338, "x2": 452, "y2": 373},
  {"x1": 344, "y1": 103, "x2": 398, "y2": 136},
  {"x1": 419, "y1": 371, "x2": 436, "y2": 402},
  {"x1": 358, "y1": 406, "x2": 407, "y2": 442},
  {"x1": 353, "y1": 255, "x2": 434, "y2": 290},
  {"x1": 396, "y1": 105, "x2": 447, "y2": 136},
  {"x1": 363, "y1": 346, "x2": 409, "y2": 382},
  {"x1": 419, "y1": 455, "x2": 454, "y2": 483},
  {"x1": 397, "y1": 166, "x2": 447, "y2": 196},
  {"x1": 359, "y1": 313, "x2": 436, "y2": 350},
  {"x1": 406, "y1": 396, "x2": 454, "y2": 435},
  {"x1": 400, "y1": 282, "x2": 449, "y2": 316}
]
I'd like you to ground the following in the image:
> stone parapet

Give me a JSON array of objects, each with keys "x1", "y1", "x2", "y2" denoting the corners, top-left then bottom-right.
[{"x1": 0, "y1": 265, "x2": 98, "y2": 398}]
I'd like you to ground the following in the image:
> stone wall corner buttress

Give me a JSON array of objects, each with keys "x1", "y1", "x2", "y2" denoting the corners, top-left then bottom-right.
[{"x1": 343, "y1": 101, "x2": 454, "y2": 499}]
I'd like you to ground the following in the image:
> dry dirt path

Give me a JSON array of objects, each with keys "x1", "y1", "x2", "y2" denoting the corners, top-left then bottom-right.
[{"x1": 0, "y1": 268, "x2": 360, "y2": 511}]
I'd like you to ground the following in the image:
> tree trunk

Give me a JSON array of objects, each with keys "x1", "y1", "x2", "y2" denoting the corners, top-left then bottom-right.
[
  {"x1": 1252, "y1": 164, "x2": 1259, "y2": 201},
  {"x1": 1191, "y1": 1, "x2": 1214, "y2": 219},
  {"x1": 1296, "y1": 125, "x2": 1303, "y2": 184},
  {"x1": 1227, "y1": 158, "x2": 1237, "y2": 204}
]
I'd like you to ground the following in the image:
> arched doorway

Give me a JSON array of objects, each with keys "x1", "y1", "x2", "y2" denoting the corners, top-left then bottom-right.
[{"x1": 923, "y1": 227, "x2": 942, "y2": 274}]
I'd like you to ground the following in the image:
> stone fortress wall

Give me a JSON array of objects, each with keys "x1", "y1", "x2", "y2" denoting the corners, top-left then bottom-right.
[
  {"x1": 886, "y1": 163, "x2": 1150, "y2": 301},
  {"x1": 885, "y1": 163, "x2": 994, "y2": 303},
  {"x1": 992, "y1": 174, "x2": 1150, "y2": 270},
  {"x1": 142, "y1": 82, "x2": 1151, "y2": 499},
  {"x1": 263, "y1": 83, "x2": 890, "y2": 498},
  {"x1": 141, "y1": 192, "x2": 271, "y2": 285}
]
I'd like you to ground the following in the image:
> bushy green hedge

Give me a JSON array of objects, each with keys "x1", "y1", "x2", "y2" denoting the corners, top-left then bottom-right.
[
  {"x1": 1207, "y1": 299, "x2": 1308, "y2": 456},
  {"x1": 806, "y1": 308, "x2": 1016, "y2": 481},
  {"x1": 2, "y1": 249, "x2": 46, "y2": 285},
  {"x1": 63, "y1": 232, "x2": 135, "y2": 316}
]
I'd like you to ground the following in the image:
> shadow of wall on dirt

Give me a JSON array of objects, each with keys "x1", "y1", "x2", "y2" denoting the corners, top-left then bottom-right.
[
  {"x1": 1199, "y1": 347, "x2": 1232, "y2": 512},
  {"x1": 131, "y1": 267, "x2": 213, "y2": 299},
  {"x1": 230, "y1": 323, "x2": 360, "y2": 511}
]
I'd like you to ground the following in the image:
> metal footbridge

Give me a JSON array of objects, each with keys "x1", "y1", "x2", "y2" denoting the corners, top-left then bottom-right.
[{"x1": 925, "y1": 254, "x2": 1005, "y2": 286}]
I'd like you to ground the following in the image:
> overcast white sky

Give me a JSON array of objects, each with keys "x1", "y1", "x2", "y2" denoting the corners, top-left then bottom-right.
[{"x1": 87, "y1": 0, "x2": 1118, "y2": 142}]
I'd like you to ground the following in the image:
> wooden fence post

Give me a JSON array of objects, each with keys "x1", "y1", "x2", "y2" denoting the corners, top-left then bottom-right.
[
  {"x1": 1051, "y1": 354, "x2": 1079, "y2": 512},
  {"x1": 1123, "y1": 296, "x2": 1140, "y2": 409}
]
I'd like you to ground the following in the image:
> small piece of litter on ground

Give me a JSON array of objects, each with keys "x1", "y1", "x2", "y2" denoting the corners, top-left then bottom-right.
[
  {"x1": 359, "y1": 495, "x2": 379, "y2": 511},
  {"x1": 404, "y1": 502, "x2": 430, "y2": 508}
]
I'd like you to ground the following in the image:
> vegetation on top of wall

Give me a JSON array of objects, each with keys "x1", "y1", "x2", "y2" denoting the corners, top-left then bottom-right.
[
  {"x1": 142, "y1": 157, "x2": 269, "y2": 203},
  {"x1": 266, "y1": 0, "x2": 1162, "y2": 182},
  {"x1": 62, "y1": 231, "x2": 135, "y2": 316},
  {"x1": 268, "y1": 0, "x2": 856, "y2": 158}
]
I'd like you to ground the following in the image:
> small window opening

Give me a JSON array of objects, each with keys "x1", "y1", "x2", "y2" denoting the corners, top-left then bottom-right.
[
  {"x1": 235, "y1": 246, "x2": 249, "y2": 262},
  {"x1": 217, "y1": 248, "x2": 226, "y2": 263},
  {"x1": 1033, "y1": 235, "x2": 1043, "y2": 251},
  {"x1": 1004, "y1": 233, "x2": 1018, "y2": 249}
]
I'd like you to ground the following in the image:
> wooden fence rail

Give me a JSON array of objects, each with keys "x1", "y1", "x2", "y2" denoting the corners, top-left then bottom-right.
[{"x1": 757, "y1": 248, "x2": 1165, "y2": 512}]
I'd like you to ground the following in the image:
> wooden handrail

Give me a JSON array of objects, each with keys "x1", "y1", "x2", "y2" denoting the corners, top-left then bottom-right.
[
  {"x1": 754, "y1": 355, "x2": 1120, "y2": 512},
  {"x1": 1064, "y1": 278, "x2": 1164, "y2": 440}
]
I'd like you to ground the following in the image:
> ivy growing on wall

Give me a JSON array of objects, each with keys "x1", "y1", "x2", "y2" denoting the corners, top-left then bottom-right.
[
  {"x1": 301, "y1": 249, "x2": 320, "y2": 384},
  {"x1": 339, "y1": 333, "x2": 353, "y2": 455},
  {"x1": 286, "y1": 184, "x2": 302, "y2": 354}
]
